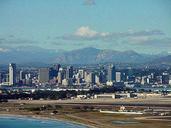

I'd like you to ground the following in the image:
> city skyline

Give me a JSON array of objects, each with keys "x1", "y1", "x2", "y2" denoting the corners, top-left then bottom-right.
[
  {"x1": 0, "y1": 0, "x2": 171, "y2": 54},
  {"x1": 1, "y1": 62, "x2": 170, "y2": 87}
]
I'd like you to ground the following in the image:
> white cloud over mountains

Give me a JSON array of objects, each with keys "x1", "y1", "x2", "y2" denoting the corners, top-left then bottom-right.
[
  {"x1": 56, "y1": 26, "x2": 171, "y2": 52},
  {"x1": 0, "y1": 26, "x2": 170, "y2": 53},
  {"x1": 75, "y1": 26, "x2": 98, "y2": 37},
  {"x1": 58, "y1": 26, "x2": 165, "y2": 42},
  {"x1": 74, "y1": 26, "x2": 109, "y2": 39}
]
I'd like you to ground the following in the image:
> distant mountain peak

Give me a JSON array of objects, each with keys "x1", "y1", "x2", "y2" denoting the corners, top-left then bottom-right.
[
  {"x1": 55, "y1": 47, "x2": 151, "y2": 64},
  {"x1": 0, "y1": 46, "x2": 170, "y2": 65}
]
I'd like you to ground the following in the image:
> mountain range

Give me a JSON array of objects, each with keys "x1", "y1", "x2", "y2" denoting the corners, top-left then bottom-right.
[{"x1": 0, "y1": 46, "x2": 170, "y2": 65}]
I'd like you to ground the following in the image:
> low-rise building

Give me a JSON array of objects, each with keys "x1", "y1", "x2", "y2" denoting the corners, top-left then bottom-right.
[{"x1": 94, "y1": 93, "x2": 115, "y2": 99}]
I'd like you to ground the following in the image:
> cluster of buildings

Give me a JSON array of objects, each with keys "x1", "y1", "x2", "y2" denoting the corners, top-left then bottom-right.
[
  {"x1": 0, "y1": 63, "x2": 171, "y2": 87},
  {"x1": 0, "y1": 63, "x2": 37, "y2": 86}
]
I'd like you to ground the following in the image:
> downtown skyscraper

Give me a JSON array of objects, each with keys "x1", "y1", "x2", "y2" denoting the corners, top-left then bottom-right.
[
  {"x1": 107, "y1": 64, "x2": 115, "y2": 82},
  {"x1": 9, "y1": 63, "x2": 16, "y2": 85},
  {"x1": 66, "y1": 66, "x2": 73, "y2": 79},
  {"x1": 38, "y1": 68, "x2": 50, "y2": 83}
]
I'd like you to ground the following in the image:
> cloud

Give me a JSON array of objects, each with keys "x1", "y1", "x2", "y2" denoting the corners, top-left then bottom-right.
[
  {"x1": 75, "y1": 26, "x2": 98, "y2": 37},
  {"x1": 56, "y1": 26, "x2": 171, "y2": 51},
  {"x1": 57, "y1": 26, "x2": 165, "y2": 42},
  {"x1": 128, "y1": 36, "x2": 152, "y2": 43},
  {"x1": 83, "y1": 0, "x2": 95, "y2": 6},
  {"x1": 58, "y1": 26, "x2": 110, "y2": 41},
  {"x1": 127, "y1": 34, "x2": 171, "y2": 45},
  {"x1": 126, "y1": 36, "x2": 171, "y2": 52},
  {"x1": 0, "y1": 47, "x2": 10, "y2": 52},
  {"x1": 137, "y1": 37, "x2": 171, "y2": 46},
  {"x1": 0, "y1": 38, "x2": 36, "y2": 46},
  {"x1": 126, "y1": 30, "x2": 164, "y2": 37}
]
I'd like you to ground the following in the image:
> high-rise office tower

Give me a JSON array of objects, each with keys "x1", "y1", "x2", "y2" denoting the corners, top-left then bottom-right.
[
  {"x1": 78, "y1": 69, "x2": 84, "y2": 78},
  {"x1": 95, "y1": 75, "x2": 100, "y2": 84},
  {"x1": 99, "y1": 71, "x2": 107, "y2": 83},
  {"x1": 0, "y1": 73, "x2": 2, "y2": 83},
  {"x1": 116, "y1": 72, "x2": 121, "y2": 82},
  {"x1": 19, "y1": 70, "x2": 25, "y2": 80},
  {"x1": 57, "y1": 70, "x2": 64, "y2": 84},
  {"x1": 38, "y1": 68, "x2": 50, "y2": 83},
  {"x1": 169, "y1": 75, "x2": 171, "y2": 85},
  {"x1": 49, "y1": 67, "x2": 58, "y2": 80},
  {"x1": 9, "y1": 63, "x2": 16, "y2": 85},
  {"x1": 162, "y1": 72, "x2": 169, "y2": 84},
  {"x1": 66, "y1": 66, "x2": 73, "y2": 79},
  {"x1": 85, "y1": 72, "x2": 95, "y2": 84},
  {"x1": 57, "y1": 71, "x2": 62, "y2": 84},
  {"x1": 89, "y1": 72, "x2": 95, "y2": 84},
  {"x1": 54, "y1": 64, "x2": 61, "y2": 71},
  {"x1": 107, "y1": 64, "x2": 115, "y2": 82}
]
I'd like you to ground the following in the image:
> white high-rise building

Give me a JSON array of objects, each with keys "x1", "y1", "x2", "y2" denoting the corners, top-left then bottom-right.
[
  {"x1": 9, "y1": 63, "x2": 16, "y2": 85},
  {"x1": 78, "y1": 69, "x2": 84, "y2": 78},
  {"x1": 115, "y1": 72, "x2": 121, "y2": 82},
  {"x1": 57, "y1": 71, "x2": 63, "y2": 84},
  {"x1": 169, "y1": 75, "x2": 171, "y2": 85}
]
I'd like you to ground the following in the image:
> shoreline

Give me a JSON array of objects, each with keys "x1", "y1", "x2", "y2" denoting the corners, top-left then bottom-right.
[
  {"x1": 0, "y1": 99, "x2": 171, "y2": 128},
  {"x1": 0, "y1": 113, "x2": 96, "y2": 128}
]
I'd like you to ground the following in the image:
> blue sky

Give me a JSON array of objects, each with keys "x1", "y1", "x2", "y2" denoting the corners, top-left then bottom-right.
[{"x1": 0, "y1": 0, "x2": 171, "y2": 54}]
